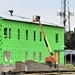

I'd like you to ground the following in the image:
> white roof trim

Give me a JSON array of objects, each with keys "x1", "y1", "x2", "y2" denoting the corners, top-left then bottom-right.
[{"x1": 0, "y1": 12, "x2": 64, "y2": 28}]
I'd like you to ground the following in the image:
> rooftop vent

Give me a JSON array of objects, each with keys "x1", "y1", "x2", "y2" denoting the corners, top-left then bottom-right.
[{"x1": 9, "y1": 10, "x2": 13, "y2": 16}]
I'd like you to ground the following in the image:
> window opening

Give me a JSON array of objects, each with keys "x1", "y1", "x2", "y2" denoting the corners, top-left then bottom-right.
[
  {"x1": 34, "y1": 31, "x2": 36, "y2": 41},
  {"x1": 18, "y1": 29, "x2": 20, "y2": 39},
  {"x1": 9, "y1": 28, "x2": 11, "y2": 38},
  {"x1": 26, "y1": 51, "x2": 28, "y2": 60},
  {"x1": 39, "y1": 52, "x2": 42, "y2": 62},
  {"x1": 4, "y1": 51, "x2": 12, "y2": 62},
  {"x1": 56, "y1": 34, "x2": 58, "y2": 43},
  {"x1": 26, "y1": 30, "x2": 28, "y2": 40},
  {"x1": 40, "y1": 32, "x2": 42, "y2": 41},
  {"x1": 4, "y1": 28, "x2": 7, "y2": 38},
  {"x1": 33, "y1": 52, "x2": 36, "y2": 61}
]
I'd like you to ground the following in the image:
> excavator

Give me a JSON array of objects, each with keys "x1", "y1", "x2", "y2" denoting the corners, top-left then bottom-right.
[{"x1": 33, "y1": 15, "x2": 58, "y2": 68}]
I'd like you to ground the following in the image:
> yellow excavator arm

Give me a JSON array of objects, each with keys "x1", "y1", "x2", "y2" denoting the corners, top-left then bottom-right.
[
  {"x1": 33, "y1": 15, "x2": 53, "y2": 55},
  {"x1": 33, "y1": 16, "x2": 58, "y2": 68},
  {"x1": 38, "y1": 21, "x2": 53, "y2": 55}
]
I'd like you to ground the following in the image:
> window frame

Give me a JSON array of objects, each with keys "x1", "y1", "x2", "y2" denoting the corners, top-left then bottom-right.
[{"x1": 4, "y1": 50, "x2": 12, "y2": 62}]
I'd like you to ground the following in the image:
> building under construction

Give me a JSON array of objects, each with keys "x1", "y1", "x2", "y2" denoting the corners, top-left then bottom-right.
[{"x1": 0, "y1": 15, "x2": 64, "y2": 66}]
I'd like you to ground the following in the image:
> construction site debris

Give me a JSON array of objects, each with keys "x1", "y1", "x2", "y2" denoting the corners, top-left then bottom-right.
[
  {"x1": 0, "y1": 60, "x2": 75, "y2": 73},
  {"x1": 15, "y1": 60, "x2": 55, "y2": 72},
  {"x1": 58, "y1": 65, "x2": 75, "y2": 70},
  {"x1": 14, "y1": 60, "x2": 75, "y2": 72},
  {"x1": 0, "y1": 67, "x2": 14, "y2": 72}
]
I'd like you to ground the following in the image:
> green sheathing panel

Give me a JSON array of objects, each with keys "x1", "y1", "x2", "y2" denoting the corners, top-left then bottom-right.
[
  {"x1": 60, "y1": 52, "x2": 64, "y2": 64},
  {"x1": 43, "y1": 25, "x2": 64, "y2": 64},
  {"x1": 0, "y1": 18, "x2": 3, "y2": 64},
  {"x1": 1, "y1": 19, "x2": 64, "y2": 64},
  {"x1": 43, "y1": 25, "x2": 64, "y2": 51}
]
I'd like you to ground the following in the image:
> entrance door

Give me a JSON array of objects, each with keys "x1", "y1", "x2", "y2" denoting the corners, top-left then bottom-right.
[{"x1": 55, "y1": 51, "x2": 60, "y2": 64}]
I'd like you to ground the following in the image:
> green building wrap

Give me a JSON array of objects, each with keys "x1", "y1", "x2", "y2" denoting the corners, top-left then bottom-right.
[{"x1": 0, "y1": 18, "x2": 64, "y2": 65}]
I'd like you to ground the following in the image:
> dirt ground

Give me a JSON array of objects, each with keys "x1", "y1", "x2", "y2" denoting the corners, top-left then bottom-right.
[
  {"x1": 15, "y1": 60, "x2": 75, "y2": 71},
  {"x1": 0, "y1": 60, "x2": 75, "y2": 74}
]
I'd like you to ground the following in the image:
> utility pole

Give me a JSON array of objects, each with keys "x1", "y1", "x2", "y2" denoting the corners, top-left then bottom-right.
[
  {"x1": 57, "y1": 0, "x2": 74, "y2": 65},
  {"x1": 67, "y1": 0, "x2": 74, "y2": 36},
  {"x1": 57, "y1": 0, "x2": 66, "y2": 32},
  {"x1": 57, "y1": 0, "x2": 74, "y2": 47},
  {"x1": 57, "y1": 0, "x2": 74, "y2": 33},
  {"x1": 57, "y1": 0, "x2": 67, "y2": 50},
  {"x1": 63, "y1": 0, "x2": 66, "y2": 28}
]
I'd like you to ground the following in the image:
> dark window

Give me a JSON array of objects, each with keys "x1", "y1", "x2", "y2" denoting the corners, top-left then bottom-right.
[
  {"x1": 56, "y1": 34, "x2": 58, "y2": 43},
  {"x1": 34, "y1": 31, "x2": 36, "y2": 41},
  {"x1": 9, "y1": 28, "x2": 11, "y2": 39},
  {"x1": 18, "y1": 29, "x2": 20, "y2": 39},
  {"x1": 40, "y1": 32, "x2": 42, "y2": 41},
  {"x1": 4, "y1": 28, "x2": 7, "y2": 38},
  {"x1": 26, "y1": 30, "x2": 28, "y2": 40}
]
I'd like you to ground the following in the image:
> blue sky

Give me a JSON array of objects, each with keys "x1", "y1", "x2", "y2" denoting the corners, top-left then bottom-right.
[{"x1": 0, "y1": 0, "x2": 75, "y2": 31}]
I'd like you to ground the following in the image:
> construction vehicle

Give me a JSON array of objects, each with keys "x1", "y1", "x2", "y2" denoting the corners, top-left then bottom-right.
[{"x1": 33, "y1": 15, "x2": 57, "y2": 68}]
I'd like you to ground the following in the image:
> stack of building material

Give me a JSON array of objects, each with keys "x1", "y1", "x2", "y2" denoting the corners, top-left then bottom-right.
[
  {"x1": 15, "y1": 60, "x2": 55, "y2": 72},
  {"x1": 0, "y1": 67, "x2": 14, "y2": 72},
  {"x1": 15, "y1": 61, "x2": 25, "y2": 71},
  {"x1": 15, "y1": 60, "x2": 75, "y2": 72}
]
